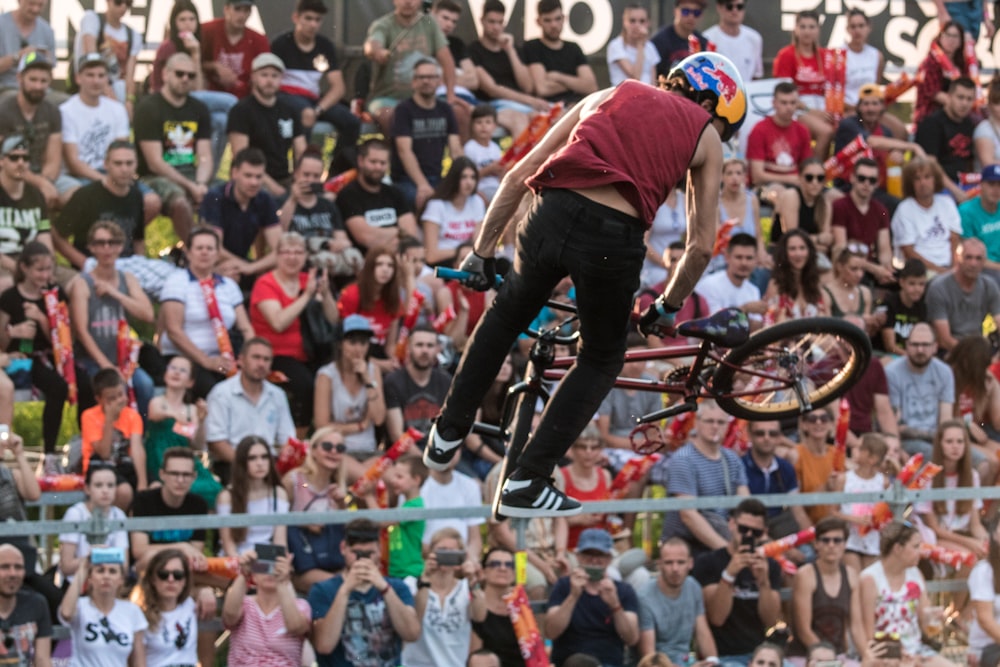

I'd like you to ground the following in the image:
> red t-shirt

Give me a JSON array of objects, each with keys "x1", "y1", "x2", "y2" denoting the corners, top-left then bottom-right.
[
  {"x1": 772, "y1": 46, "x2": 827, "y2": 98},
  {"x1": 845, "y1": 358, "x2": 888, "y2": 435},
  {"x1": 199, "y1": 19, "x2": 269, "y2": 98},
  {"x1": 337, "y1": 283, "x2": 399, "y2": 346},
  {"x1": 249, "y1": 271, "x2": 308, "y2": 362},
  {"x1": 745, "y1": 117, "x2": 813, "y2": 181},
  {"x1": 447, "y1": 281, "x2": 485, "y2": 335},
  {"x1": 831, "y1": 195, "x2": 890, "y2": 263}
]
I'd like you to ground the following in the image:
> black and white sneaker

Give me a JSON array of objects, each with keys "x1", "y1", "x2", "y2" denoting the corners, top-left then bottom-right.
[
  {"x1": 423, "y1": 423, "x2": 464, "y2": 471},
  {"x1": 499, "y1": 477, "x2": 582, "y2": 518}
]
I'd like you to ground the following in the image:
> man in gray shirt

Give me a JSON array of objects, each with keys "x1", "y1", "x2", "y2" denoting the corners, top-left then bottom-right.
[
  {"x1": 885, "y1": 322, "x2": 954, "y2": 460},
  {"x1": 638, "y1": 537, "x2": 718, "y2": 664},
  {"x1": 925, "y1": 237, "x2": 1000, "y2": 353},
  {"x1": 0, "y1": 0, "x2": 55, "y2": 91}
]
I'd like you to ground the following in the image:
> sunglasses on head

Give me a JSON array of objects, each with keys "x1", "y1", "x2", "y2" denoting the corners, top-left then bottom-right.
[
  {"x1": 156, "y1": 569, "x2": 186, "y2": 582},
  {"x1": 737, "y1": 524, "x2": 765, "y2": 539},
  {"x1": 319, "y1": 440, "x2": 347, "y2": 453}
]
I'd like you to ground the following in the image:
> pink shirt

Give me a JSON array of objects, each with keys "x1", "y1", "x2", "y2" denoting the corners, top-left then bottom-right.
[{"x1": 227, "y1": 595, "x2": 311, "y2": 667}]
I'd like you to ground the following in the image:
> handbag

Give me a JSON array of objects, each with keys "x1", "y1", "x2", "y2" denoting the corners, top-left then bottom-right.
[{"x1": 300, "y1": 298, "x2": 336, "y2": 364}]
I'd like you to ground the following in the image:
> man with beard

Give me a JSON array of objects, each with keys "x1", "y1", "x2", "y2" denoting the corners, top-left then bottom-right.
[
  {"x1": 199, "y1": 147, "x2": 280, "y2": 282},
  {"x1": 693, "y1": 233, "x2": 766, "y2": 330},
  {"x1": 0, "y1": 51, "x2": 73, "y2": 210},
  {"x1": 227, "y1": 53, "x2": 305, "y2": 199},
  {"x1": 915, "y1": 77, "x2": 976, "y2": 201},
  {"x1": 205, "y1": 337, "x2": 295, "y2": 484},
  {"x1": 523, "y1": 0, "x2": 597, "y2": 106},
  {"x1": 335, "y1": 138, "x2": 419, "y2": 255},
  {"x1": 0, "y1": 134, "x2": 51, "y2": 271},
  {"x1": 384, "y1": 325, "x2": 452, "y2": 448},
  {"x1": 885, "y1": 322, "x2": 955, "y2": 459},
  {"x1": 638, "y1": 537, "x2": 717, "y2": 664},
  {"x1": 0, "y1": 544, "x2": 52, "y2": 667}
]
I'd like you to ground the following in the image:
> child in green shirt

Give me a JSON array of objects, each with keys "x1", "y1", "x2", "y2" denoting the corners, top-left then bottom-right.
[{"x1": 385, "y1": 455, "x2": 428, "y2": 587}]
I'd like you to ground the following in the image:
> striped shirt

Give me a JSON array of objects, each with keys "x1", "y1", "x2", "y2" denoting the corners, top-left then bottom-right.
[{"x1": 227, "y1": 595, "x2": 310, "y2": 667}]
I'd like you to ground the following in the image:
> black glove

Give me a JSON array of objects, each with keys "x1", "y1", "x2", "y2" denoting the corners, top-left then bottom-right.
[
  {"x1": 638, "y1": 296, "x2": 680, "y2": 337},
  {"x1": 459, "y1": 251, "x2": 496, "y2": 292}
]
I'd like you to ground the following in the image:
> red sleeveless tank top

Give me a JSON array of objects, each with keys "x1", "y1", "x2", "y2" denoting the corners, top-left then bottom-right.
[{"x1": 560, "y1": 466, "x2": 610, "y2": 549}]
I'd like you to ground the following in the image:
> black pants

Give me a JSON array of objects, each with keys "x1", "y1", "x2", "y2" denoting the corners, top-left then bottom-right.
[
  {"x1": 271, "y1": 356, "x2": 315, "y2": 427},
  {"x1": 33, "y1": 357, "x2": 68, "y2": 454},
  {"x1": 437, "y1": 189, "x2": 646, "y2": 479}
]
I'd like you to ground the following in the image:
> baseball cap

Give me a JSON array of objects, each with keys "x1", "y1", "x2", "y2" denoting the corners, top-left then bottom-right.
[
  {"x1": 252, "y1": 53, "x2": 285, "y2": 73},
  {"x1": 1, "y1": 135, "x2": 28, "y2": 157},
  {"x1": 77, "y1": 52, "x2": 108, "y2": 72},
  {"x1": 982, "y1": 164, "x2": 1000, "y2": 182},
  {"x1": 341, "y1": 314, "x2": 374, "y2": 337},
  {"x1": 226, "y1": 0, "x2": 254, "y2": 5},
  {"x1": 858, "y1": 83, "x2": 884, "y2": 101},
  {"x1": 576, "y1": 528, "x2": 614, "y2": 555},
  {"x1": 17, "y1": 50, "x2": 51, "y2": 74}
]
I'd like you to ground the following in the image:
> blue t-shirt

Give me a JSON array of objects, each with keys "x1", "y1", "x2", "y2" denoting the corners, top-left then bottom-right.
[
  {"x1": 660, "y1": 443, "x2": 748, "y2": 544},
  {"x1": 548, "y1": 576, "x2": 639, "y2": 667},
  {"x1": 308, "y1": 575, "x2": 414, "y2": 667}
]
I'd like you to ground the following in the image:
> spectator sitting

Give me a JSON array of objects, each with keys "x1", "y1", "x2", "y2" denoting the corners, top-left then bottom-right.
[
  {"x1": 831, "y1": 158, "x2": 895, "y2": 288},
  {"x1": 226, "y1": 53, "x2": 306, "y2": 199},
  {"x1": 313, "y1": 314, "x2": 385, "y2": 454},
  {"x1": 58, "y1": 463, "x2": 130, "y2": 583},
  {"x1": 199, "y1": 0, "x2": 266, "y2": 99},
  {"x1": 384, "y1": 325, "x2": 450, "y2": 448},
  {"x1": 913, "y1": 22, "x2": 970, "y2": 126},
  {"x1": 0, "y1": 543, "x2": 52, "y2": 664},
  {"x1": 597, "y1": 333, "x2": 662, "y2": 473},
  {"x1": 463, "y1": 104, "x2": 504, "y2": 203},
  {"x1": 693, "y1": 498, "x2": 781, "y2": 667},
  {"x1": 975, "y1": 76, "x2": 1000, "y2": 168},
  {"x1": 559, "y1": 424, "x2": 613, "y2": 550},
  {"x1": 960, "y1": 164, "x2": 1000, "y2": 284},
  {"x1": 877, "y1": 258, "x2": 929, "y2": 356},
  {"x1": 741, "y1": 419, "x2": 810, "y2": 542},
  {"x1": 271, "y1": 0, "x2": 359, "y2": 176},
  {"x1": 915, "y1": 77, "x2": 976, "y2": 202},
  {"x1": 606, "y1": 4, "x2": 659, "y2": 86},
  {"x1": 216, "y1": 436, "x2": 289, "y2": 557},
  {"x1": 523, "y1": 0, "x2": 598, "y2": 106},
  {"x1": 967, "y1": 517, "x2": 1000, "y2": 663},
  {"x1": 205, "y1": 337, "x2": 295, "y2": 485},
  {"x1": 72, "y1": 0, "x2": 140, "y2": 108},
  {"x1": 336, "y1": 246, "x2": 405, "y2": 368},
  {"x1": 0, "y1": 135, "x2": 53, "y2": 270},
  {"x1": 770, "y1": 157, "x2": 832, "y2": 256},
  {"x1": 80, "y1": 368, "x2": 146, "y2": 511},
  {"x1": 384, "y1": 454, "x2": 428, "y2": 588},
  {"x1": 308, "y1": 518, "x2": 420, "y2": 667},
  {"x1": 471, "y1": 548, "x2": 529, "y2": 665},
  {"x1": 833, "y1": 434, "x2": 890, "y2": 572},
  {"x1": 638, "y1": 537, "x2": 718, "y2": 664},
  {"x1": 0, "y1": 0, "x2": 55, "y2": 94},
  {"x1": 949, "y1": 336, "x2": 1000, "y2": 466},
  {"x1": 421, "y1": 157, "x2": 485, "y2": 267},
  {"x1": 134, "y1": 548, "x2": 199, "y2": 667},
  {"x1": 702, "y1": 0, "x2": 763, "y2": 85},
  {"x1": 764, "y1": 229, "x2": 830, "y2": 322},
  {"x1": 789, "y1": 407, "x2": 837, "y2": 526},
  {"x1": 222, "y1": 549, "x2": 311, "y2": 667},
  {"x1": 402, "y1": 527, "x2": 487, "y2": 667},
  {"x1": 545, "y1": 528, "x2": 640, "y2": 667},
  {"x1": 420, "y1": 447, "x2": 484, "y2": 567},
  {"x1": 144, "y1": 355, "x2": 220, "y2": 508},
  {"x1": 58, "y1": 549, "x2": 147, "y2": 666},
  {"x1": 468, "y1": 649, "x2": 503, "y2": 667},
  {"x1": 660, "y1": 400, "x2": 749, "y2": 556},
  {"x1": 745, "y1": 82, "x2": 813, "y2": 197},
  {"x1": 891, "y1": 157, "x2": 962, "y2": 276},
  {"x1": 651, "y1": 0, "x2": 710, "y2": 76},
  {"x1": 431, "y1": 0, "x2": 478, "y2": 140},
  {"x1": 823, "y1": 249, "x2": 877, "y2": 331},
  {"x1": 694, "y1": 233, "x2": 767, "y2": 330},
  {"x1": 718, "y1": 160, "x2": 766, "y2": 268},
  {"x1": 926, "y1": 237, "x2": 1000, "y2": 353}
]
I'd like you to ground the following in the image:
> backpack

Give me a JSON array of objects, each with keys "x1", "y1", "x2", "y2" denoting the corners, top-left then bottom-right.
[{"x1": 66, "y1": 13, "x2": 135, "y2": 94}]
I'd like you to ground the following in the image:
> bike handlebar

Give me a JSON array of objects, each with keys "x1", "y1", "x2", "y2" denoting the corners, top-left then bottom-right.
[{"x1": 435, "y1": 267, "x2": 503, "y2": 289}]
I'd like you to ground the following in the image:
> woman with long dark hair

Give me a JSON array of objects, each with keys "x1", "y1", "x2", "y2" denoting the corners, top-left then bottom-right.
[
  {"x1": 948, "y1": 336, "x2": 1000, "y2": 467},
  {"x1": 771, "y1": 157, "x2": 832, "y2": 256},
  {"x1": 150, "y1": 0, "x2": 203, "y2": 93},
  {"x1": 914, "y1": 21, "x2": 971, "y2": 125},
  {"x1": 216, "y1": 436, "x2": 289, "y2": 556},
  {"x1": 135, "y1": 548, "x2": 198, "y2": 667},
  {"x1": 421, "y1": 156, "x2": 486, "y2": 266},
  {"x1": 764, "y1": 229, "x2": 829, "y2": 322},
  {"x1": 337, "y1": 246, "x2": 404, "y2": 370}
]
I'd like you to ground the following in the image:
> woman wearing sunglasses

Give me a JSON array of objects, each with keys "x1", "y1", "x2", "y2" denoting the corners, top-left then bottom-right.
[
  {"x1": 144, "y1": 354, "x2": 220, "y2": 508},
  {"x1": 859, "y1": 521, "x2": 952, "y2": 667},
  {"x1": 789, "y1": 407, "x2": 837, "y2": 526},
  {"x1": 282, "y1": 427, "x2": 363, "y2": 593},
  {"x1": 136, "y1": 548, "x2": 198, "y2": 667},
  {"x1": 470, "y1": 547, "x2": 526, "y2": 667},
  {"x1": 771, "y1": 158, "x2": 832, "y2": 257}
]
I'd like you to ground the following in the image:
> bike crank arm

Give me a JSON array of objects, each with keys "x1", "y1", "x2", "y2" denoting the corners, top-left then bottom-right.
[{"x1": 637, "y1": 399, "x2": 698, "y2": 424}]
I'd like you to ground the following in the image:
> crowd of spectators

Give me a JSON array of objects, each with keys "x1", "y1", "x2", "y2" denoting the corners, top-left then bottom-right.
[{"x1": 2, "y1": 0, "x2": 1000, "y2": 665}]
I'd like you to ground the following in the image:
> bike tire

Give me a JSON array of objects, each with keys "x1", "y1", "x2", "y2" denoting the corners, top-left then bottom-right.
[
  {"x1": 711, "y1": 317, "x2": 871, "y2": 420},
  {"x1": 491, "y1": 378, "x2": 540, "y2": 521}
]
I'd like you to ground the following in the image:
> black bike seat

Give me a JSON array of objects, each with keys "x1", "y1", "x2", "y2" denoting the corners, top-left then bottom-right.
[{"x1": 677, "y1": 307, "x2": 750, "y2": 348}]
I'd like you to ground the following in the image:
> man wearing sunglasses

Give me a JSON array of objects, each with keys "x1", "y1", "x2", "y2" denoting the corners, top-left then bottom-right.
[
  {"x1": 0, "y1": 134, "x2": 51, "y2": 265},
  {"x1": 651, "y1": 0, "x2": 711, "y2": 78},
  {"x1": 831, "y1": 157, "x2": 896, "y2": 286},
  {"x1": 693, "y1": 498, "x2": 781, "y2": 667},
  {"x1": 703, "y1": 1, "x2": 762, "y2": 84},
  {"x1": 310, "y1": 518, "x2": 419, "y2": 667},
  {"x1": 0, "y1": 544, "x2": 52, "y2": 667},
  {"x1": 741, "y1": 419, "x2": 810, "y2": 543}
]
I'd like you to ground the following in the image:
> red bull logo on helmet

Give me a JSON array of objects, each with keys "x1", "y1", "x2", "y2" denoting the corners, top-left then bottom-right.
[{"x1": 704, "y1": 64, "x2": 738, "y2": 103}]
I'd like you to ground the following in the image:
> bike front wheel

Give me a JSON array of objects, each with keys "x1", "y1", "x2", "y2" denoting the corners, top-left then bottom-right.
[{"x1": 711, "y1": 317, "x2": 871, "y2": 420}]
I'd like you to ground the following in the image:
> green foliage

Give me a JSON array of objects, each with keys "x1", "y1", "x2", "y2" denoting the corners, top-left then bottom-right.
[{"x1": 14, "y1": 401, "x2": 78, "y2": 451}]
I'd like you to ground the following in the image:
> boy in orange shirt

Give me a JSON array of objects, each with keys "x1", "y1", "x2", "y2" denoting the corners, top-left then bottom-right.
[{"x1": 81, "y1": 368, "x2": 146, "y2": 510}]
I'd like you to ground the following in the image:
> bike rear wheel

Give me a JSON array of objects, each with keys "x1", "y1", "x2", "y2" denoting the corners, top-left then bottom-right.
[{"x1": 711, "y1": 317, "x2": 871, "y2": 420}]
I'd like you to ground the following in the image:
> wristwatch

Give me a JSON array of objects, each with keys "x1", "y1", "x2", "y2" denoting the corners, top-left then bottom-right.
[{"x1": 417, "y1": 579, "x2": 431, "y2": 589}]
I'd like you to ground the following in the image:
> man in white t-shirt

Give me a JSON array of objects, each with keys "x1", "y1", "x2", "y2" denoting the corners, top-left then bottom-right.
[
  {"x1": 59, "y1": 54, "x2": 130, "y2": 184},
  {"x1": 419, "y1": 451, "x2": 484, "y2": 565},
  {"x1": 890, "y1": 158, "x2": 963, "y2": 275},
  {"x1": 695, "y1": 233, "x2": 765, "y2": 328},
  {"x1": 73, "y1": 3, "x2": 141, "y2": 108},
  {"x1": 702, "y1": 0, "x2": 763, "y2": 84}
]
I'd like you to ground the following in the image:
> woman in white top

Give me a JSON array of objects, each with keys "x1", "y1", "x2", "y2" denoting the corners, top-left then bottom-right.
[
  {"x1": 216, "y1": 436, "x2": 289, "y2": 556},
  {"x1": 135, "y1": 548, "x2": 198, "y2": 667},
  {"x1": 401, "y1": 527, "x2": 487, "y2": 667},
  {"x1": 606, "y1": 4, "x2": 660, "y2": 86},
  {"x1": 421, "y1": 157, "x2": 486, "y2": 267},
  {"x1": 975, "y1": 77, "x2": 1000, "y2": 169},
  {"x1": 968, "y1": 519, "x2": 1000, "y2": 660},
  {"x1": 59, "y1": 463, "x2": 129, "y2": 582},
  {"x1": 59, "y1": 552, "x2": 147, "y2": 667}
]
